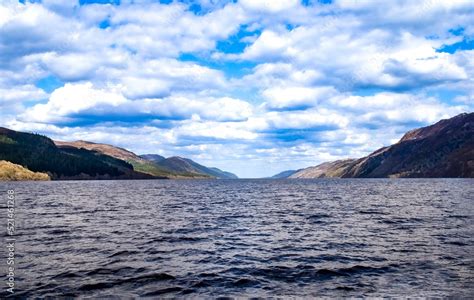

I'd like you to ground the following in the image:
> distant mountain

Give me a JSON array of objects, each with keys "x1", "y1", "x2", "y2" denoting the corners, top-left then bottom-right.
[
  {"x1": 56, "y1": 140, "x2": 144, "y2": 162},
  {"x1": 0, "y1": 127, "x2": 156, "y2": 180},
  {"x1": 342, "y1": 112, "x2": 474, "y2": 178},
  {"x1": 140, "y1": 154, "x2": 165, "y2": 163},
  {"x1": 151, "y1": 156, "x2": 238, "y2": 179},
  {"x1": 55, "y1": 140, "x2": 179, "y2": 178},
  {"x1": 55, "y1": 142, "x2": 237, "y2": 179},
  {"x1": 288, "y1": 112, "x2": 474, "y2": 178},
  {"x1": 271, "y1": 169, "x2": 301, "y2": 178},
  {"x1": 289, "y1": 159, "x2": 356, "y2": 178},
  {"x1": 0, "y1": 127, "x2": 237, "y2": 180},
  {"x1": 208, "y1": 167, "x2": 238, "y2": 179}
]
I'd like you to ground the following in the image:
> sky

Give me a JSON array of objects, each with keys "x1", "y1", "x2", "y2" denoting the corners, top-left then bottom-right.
[{"x1": 0, "y1": 0, "x2": 473, "y2": 178}]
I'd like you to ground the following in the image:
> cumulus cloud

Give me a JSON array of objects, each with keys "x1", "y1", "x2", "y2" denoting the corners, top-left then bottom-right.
[
  {"x1": 0, "y1": 84, "x2": 47, "y2": 103},
  {"x1": 119, "y1": 58, "x2": 228, "y2": 99},
  {"x1": 331, "y1": 92, "x2": 469, "y2": 127},
  {"x1": 1, "y1": 0, "x2": 473, "y2": 177},
  {"x1": 239, "y1": 0, "x2": 300, "y2": 14},
  {"x1": 236, "y1": 24, "x2": 469, "y2": 92},
  {"x1": 21, "y1": 82, "x2": 253, "y2": 124},
  {"x1": 262, "y1": 86, "x2": 337, "y2": 110},
  {"x1": 22, "y1": 82, "x2": 127, "y2": 123}
]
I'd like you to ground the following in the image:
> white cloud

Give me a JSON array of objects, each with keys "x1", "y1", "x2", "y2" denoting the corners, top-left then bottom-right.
[
  {"x1": 118, "y1": 58, "x2": 227, "y2": 99},
  {"x1": 240, "y1": 30, "x2": 289, "y2": 60},
  {"x1": 22, "y1": 82, "x2": 127, "y2": 123},
  {"x1": 1, "y1": 0, "x2": 473, "y2": 177},
  {"x1": 262, "y1": 86, "x2": 336, "y2": 110},
  {"x1": 176, "y1": 120, "x2": 259, "y2": 140},
  {"x1": 21, "y1": 82, "x2": 254, "y2": 124},
  {"x1": 262, "y1": 109, "x2": 349, "y2": 131},
  {"x1": 40, "y1": 52, "x2": 103, "y2": 81},
  {"x1": 0, "y1": 84, "x2": 47, "y2": 103},
  {"x1": 237, "y1": 25, "x2": 468, "y2": 92},
  {"x1": 239, "y1": 0, "x2": 300, "y2": 14}
]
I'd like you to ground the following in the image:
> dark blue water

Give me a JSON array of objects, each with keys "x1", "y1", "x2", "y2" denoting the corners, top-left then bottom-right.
[{"x1": 1, "y1": 179, "x2": 473, "y2": 297}]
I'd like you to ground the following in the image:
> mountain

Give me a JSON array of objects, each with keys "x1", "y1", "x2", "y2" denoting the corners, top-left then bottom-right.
[
  {"x1": 56, "y1": 142, "x2": 237, "y2": 179},
  {"x1": 0, "y1": 127, "x2": 156, "y2": 180},
  {"x1": 0, "y1": 128, "x2": 236, "y2": 180},
  {"x1": 271, "y1": 169, "x2": 301, "y2": 178},
  {"x1": 140, "y1": 154, "x2": 165, "y2": 163},
  {"x1": 150, "y1": 156, "x2": 238, "y2": 179},
  {"x1": 208, "y1": 167, "x2": 238, "y2": 179},
  {"x1": 55, "y1": 140, "x2": 145, "y2": 162},
  {"x1": 289, "y1": 159, "x2": 356, "y2": 178},
  {"x1": 54, "y1": 140, "x2": 179, "y2": 178},
  {"x1": 288, "y1": 112, "x2": 474, "y2": 178},
  {"x1": 341, "y1": 112, "x2": 474, "y2": 178}
]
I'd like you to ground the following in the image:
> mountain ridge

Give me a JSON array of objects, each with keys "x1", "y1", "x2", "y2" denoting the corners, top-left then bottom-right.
[
  {"x1": 274, "y1": 112, "x2": 474, "y2": 178},
  {"x1": 271, "y1": 169, "x2": 301, "y2": 179},
  {"x1": 0, "y1": 127, "x2": 157, "y2": 180},
  {"x1": 54, "y1": 140, "x2": 181, "y2": 178},
  {"x1": 143, "y1": 155, "x2": 238, "y2": 179},
  {"x1": 55, "y1": 141, "x2": 237, "y2": 179},
  {"x1": 0, "y1": 127, "x2": 237, "y2": 180}
]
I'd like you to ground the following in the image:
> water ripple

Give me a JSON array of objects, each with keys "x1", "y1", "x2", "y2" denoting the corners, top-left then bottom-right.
[{"x1": 0, "y1": 179, "x2": 473, "y2": 298}]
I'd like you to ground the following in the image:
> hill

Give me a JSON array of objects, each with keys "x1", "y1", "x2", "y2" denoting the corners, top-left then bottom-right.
[
  {"x1": 54, "y1": 142, "x2": 237, "y2": 179},
  {"x1": 0, "y1": 127, "x2": 157, "y2": 180},
  {"x1": 148, "y1": 156, "x2": 238, "y2": 179},
  {"x1": 208, "y1": 167, "x2": 238, "y2": 179},
  {"x1": 289, "y1": 159, "x2": 356, "y2": 178},
  {"x1": 275, "y1": 112, "x2": 474, "y2": 178},
  {"x1": 54, "y1": 140, "x2": 180, "y2": 178},
  {"x1": 140, "y1": 154, "x2": 165, "y2": 163},
  {"x1": 271, "y1": 170, "x2": 301, "y2": 179}
]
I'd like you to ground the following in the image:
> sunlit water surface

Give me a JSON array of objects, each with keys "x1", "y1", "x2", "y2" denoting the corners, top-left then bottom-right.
[{"x1": 0, "y1": 179, "x2": 473, "y2": 297}]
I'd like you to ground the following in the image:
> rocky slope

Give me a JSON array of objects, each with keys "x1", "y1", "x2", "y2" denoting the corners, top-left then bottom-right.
[{"x1": 280, "y1": 112, "x2": 474, "y2": 178}]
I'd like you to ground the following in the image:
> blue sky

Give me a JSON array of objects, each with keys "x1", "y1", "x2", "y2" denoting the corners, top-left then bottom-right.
[{"x1": 0, "y1": 0, "x2": 473, "y2": 177}]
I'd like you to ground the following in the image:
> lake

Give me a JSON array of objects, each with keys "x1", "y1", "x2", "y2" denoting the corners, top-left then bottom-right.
[{"x1": 0, "y1": 179, "x2": 473, "y2": 297}]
